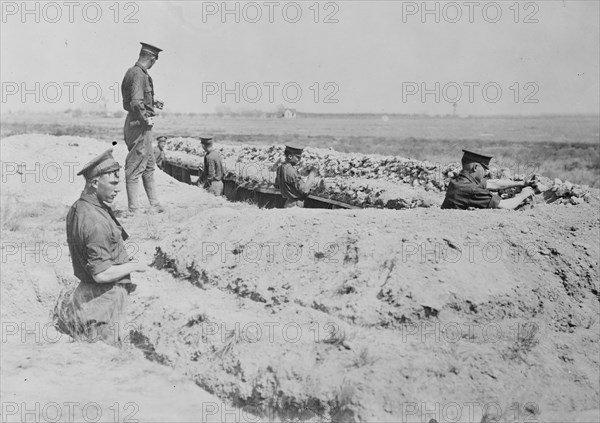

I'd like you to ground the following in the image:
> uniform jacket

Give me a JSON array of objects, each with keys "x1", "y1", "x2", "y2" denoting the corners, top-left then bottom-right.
[
  {"x1": 154, "y1": 146, "x2": 165, "y2": 169},
  {"x1": 441, "y1": 170, "x2": 501, "y2": 209},
  {"x1": 275, "y1": 163, "x2": 309, "y2": 201},
  {"x1": 121, "y1": 62, "x2": 155, "y2": 124},
  {"x1": 201, "y1": 150, "x2": 224, "y2": 183},
  {"x1": 66, "y1": 192, "x2": 131, "y2": 284}
]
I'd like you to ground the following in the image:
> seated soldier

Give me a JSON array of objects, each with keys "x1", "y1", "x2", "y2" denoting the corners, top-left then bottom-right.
[
  {"x1": 441, "y1": 150, "x2": 535, "y2": 210},
  {"x1": 274, "y1": 145, "x2": 316, "y2": 208}
]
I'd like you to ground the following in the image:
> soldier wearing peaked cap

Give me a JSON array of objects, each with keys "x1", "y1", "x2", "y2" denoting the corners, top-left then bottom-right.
[
  {"x1": 274, "y1": 145, "x2": 317, "y2": 208},
  {"x1": 121, "y1": 42, "x2": 165, "y2": 214},
  {"x1": 198, "y1": 136, "x2": 225, "y2": 196},
  {"x1": 154, "y1": 135, "x2": 167, "y2": 170},
  {"x1": 60, "y1": 149, "x2": 149, "y2": 346},
  {"x1": 441, "y1": 149, "x2": 535, "y2": 210}
]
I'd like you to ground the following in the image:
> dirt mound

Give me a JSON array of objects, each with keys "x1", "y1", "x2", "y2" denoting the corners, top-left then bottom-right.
[
  {"x1": 2, "y1": 134, "x2": 599, "y2": 422},
  {"x1": 138, "y1": 200, "x2": 599, "y2": 421}
]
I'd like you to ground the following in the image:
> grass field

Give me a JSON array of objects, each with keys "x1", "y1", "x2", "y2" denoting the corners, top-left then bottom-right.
[{"x1": 2, "y1": 113, "x2": 599, "y2": 187}]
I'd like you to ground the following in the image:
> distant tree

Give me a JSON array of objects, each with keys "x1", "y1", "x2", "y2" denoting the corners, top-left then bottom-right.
[
  {"x1": 276, "y1": 104, "x2": 286, "y2": 116},
  {"x1": 215, "y1": 105, "x2": 231, "y2": 117}
]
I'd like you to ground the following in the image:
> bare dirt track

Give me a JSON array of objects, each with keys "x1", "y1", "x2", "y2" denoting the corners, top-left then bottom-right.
[{"x1": 1, "y1": 134, "x2": 599, "y2": 422}]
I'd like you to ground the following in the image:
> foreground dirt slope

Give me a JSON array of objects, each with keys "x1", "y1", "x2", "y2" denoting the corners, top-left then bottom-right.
[
  {"x1": 1, "y1": 135, "x2": 250, "y2": 422},
  {"x1": 1, "y1": 134, "x2": 599, "y2": 422},
  {"x1": 143, "y1": 199, "x2": 599, "y2": 422}
]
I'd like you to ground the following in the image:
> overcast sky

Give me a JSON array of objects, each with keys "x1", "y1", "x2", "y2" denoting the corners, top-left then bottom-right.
[{"x1": 1, "y1": 0, "x2": 598, "y2": 115}]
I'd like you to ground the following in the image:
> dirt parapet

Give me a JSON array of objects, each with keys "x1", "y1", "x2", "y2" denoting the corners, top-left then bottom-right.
[{"x1": 133, "y1": 203, "x2": 600, "y2": 421}]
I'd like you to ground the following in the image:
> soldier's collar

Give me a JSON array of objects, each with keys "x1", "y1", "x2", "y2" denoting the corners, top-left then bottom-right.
[
  {"x1": 458, "y1": 170, "x2": 476, "y2": 183},
  {"x1": 135, "y1": 61, "x2": 148, "y2": 74},
  {"x1": 79, "y1": 191, "x2": 112, "y2": 211}
]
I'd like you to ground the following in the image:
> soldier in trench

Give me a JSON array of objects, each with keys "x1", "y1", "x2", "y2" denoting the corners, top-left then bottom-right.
[
  {"x1": 58, "y1": 149, "x2": 149, "y2": 346},
  {"x1": 274, "y1": 145, "x2": 317, "y2": 208},
  {"x1": 198, "y1": 136, "x2": 224, "y2": 196},
  {"x1": 441, "y1": 150, "x2": 536, "y2": 210},
  {"x1": 154, "y1": 135, "x2": 167, "y2": 171}
]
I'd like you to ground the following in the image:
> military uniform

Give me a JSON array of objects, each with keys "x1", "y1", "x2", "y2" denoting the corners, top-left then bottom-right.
[
  {"x1": 441, "y1": 170, "x2": 501, "y2": 209},
  {"x1": 441, "y1": 149, "x2": 501, "y2": 210},
  {"x1": 199, "y1": 137, "x2": 224, "y2": 196},
  {"x1": 154, "y1": 146, "x2": 165, "y2": 170},
  {"x1": 154, "y1": 136, "x2": 167, "y2": 170},
  {"x1": 121, "y1": 42, "x2": 163, "y2": 211},
  {"x1": 275, "y1": 146, "x2": 309, "y2": 208},
  {"x1": 62, "y1": 150, "x2": 132, "y2": 345}
]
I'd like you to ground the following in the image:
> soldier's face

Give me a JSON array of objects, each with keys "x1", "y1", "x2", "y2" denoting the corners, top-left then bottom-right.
[
  {"x1": 95, "y1": 172, "x2": 120, "y2": 205},
  {"x1": 147, "y1": 56, "x2": 157, "y2": 69},
  {"x1": 474, "y1": 164, "x2": 486, "y2": 182},
  {"x1": 289, "y1": 154, "x2": 301, "y2": 165}
]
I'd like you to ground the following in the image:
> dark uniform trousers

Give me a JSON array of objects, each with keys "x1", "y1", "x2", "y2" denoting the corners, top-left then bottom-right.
[
  {"x1": 205, "y1": 180, "x2": 224, "y2": 196},
  {"x1": 121, "y1": 62, "x2": 159, "y2": 210},
  {"x1": 124, "y1": 113, "x2": 156, "y2": 184}
]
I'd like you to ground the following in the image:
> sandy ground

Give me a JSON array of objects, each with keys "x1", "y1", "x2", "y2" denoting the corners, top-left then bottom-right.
[{"x1": 1, "y1": 134, "x2": 599, "y2": 422}]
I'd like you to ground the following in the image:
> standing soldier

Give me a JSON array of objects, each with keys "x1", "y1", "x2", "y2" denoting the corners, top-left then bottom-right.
[
  {"x1": 121, "y1": 42, "x2": 165, "y2": 214},
  {"x1": 441, "y1": 149, "x2": 535, "y2": 210},
  {"x1": 274, "y1": 145, "x2": 317, "y2": 208},
  {"x1": 198, "y1": 136, "x2": 224, "y2": 196},
  {"x1": 154, "y1": 135, "x2": 167, "y2": 170},
  {"x1": 63, "y1": 149, "x2": 148, "y2": 345}
]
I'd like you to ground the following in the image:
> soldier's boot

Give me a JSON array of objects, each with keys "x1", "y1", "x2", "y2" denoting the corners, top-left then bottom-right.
[
  {"x1": 126, "y1": 180, "x2": 141, "y2": 214},
  {"x1": 142, "y1": 173, "x2": 165, "y2": 213}
]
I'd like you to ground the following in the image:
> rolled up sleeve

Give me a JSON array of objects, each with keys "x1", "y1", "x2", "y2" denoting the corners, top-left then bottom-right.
[
  {"x1": 130, "y1": 85, "x2": 147, "y2": 121},
  {"x1": 84, "y1": 223, "x2": 114, "y2": 275}
]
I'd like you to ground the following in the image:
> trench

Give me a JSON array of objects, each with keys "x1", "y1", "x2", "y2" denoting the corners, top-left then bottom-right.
[{"x1": 162, "y1": 160, "x2": 369, "y2": 210}]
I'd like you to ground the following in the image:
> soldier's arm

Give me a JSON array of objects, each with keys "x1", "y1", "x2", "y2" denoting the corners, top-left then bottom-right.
[
  {"x1": 93, "y1": 262, "x2": 148, "y2": 283},
  {"x1": 129, "y1": 72, "x2": 150, "y2": 124},
  {"x1": 497, "y1": 187, "x2": 535, "y2": 210},
  {"x1": 286, "y1": 169, "x2": 309, "y2": 197},
  {"x1": 84, "y1": 221, "x2": 148, "y2": 283},
  {"x1": 207, "y1": 155, "x2": 216, "y2": 181},
  {"x1": 274, "y1": 169, "x2": 281, "y2": 189},
  {"x1": 199, "y1": 157, "x2": 208, "y2": 182},
  {"x1": 296, "y1": 178, "x2": 309, "y2": 196},
  {"x1": 486, "y1": 179, "x2": 525, "y2": 191}
]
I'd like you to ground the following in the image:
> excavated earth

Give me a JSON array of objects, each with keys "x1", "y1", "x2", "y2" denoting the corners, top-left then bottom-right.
[{"x1": 1, "y1": 134, "x2": 599, "y2": 423}]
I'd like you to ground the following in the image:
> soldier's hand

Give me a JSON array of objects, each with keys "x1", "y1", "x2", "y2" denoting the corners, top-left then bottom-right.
[
  {"x1": 132, "y1": 261, "x2": 150, "y2": 273},
  {"x1": 521, "y1": 186, "x2": 535, "y2": 198},
  {"x1": 154, "y1": 99, "x2": 164, "y2": 110},
  {"x1": 523, "y1": 175, "x2": 536, "y2": 187},
  {"x1": 146, "y1": 116, "x2": 155, "y2": 127},
  {"x1": 532, "y1": 181, "x2": 550, "y2": 193}
]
